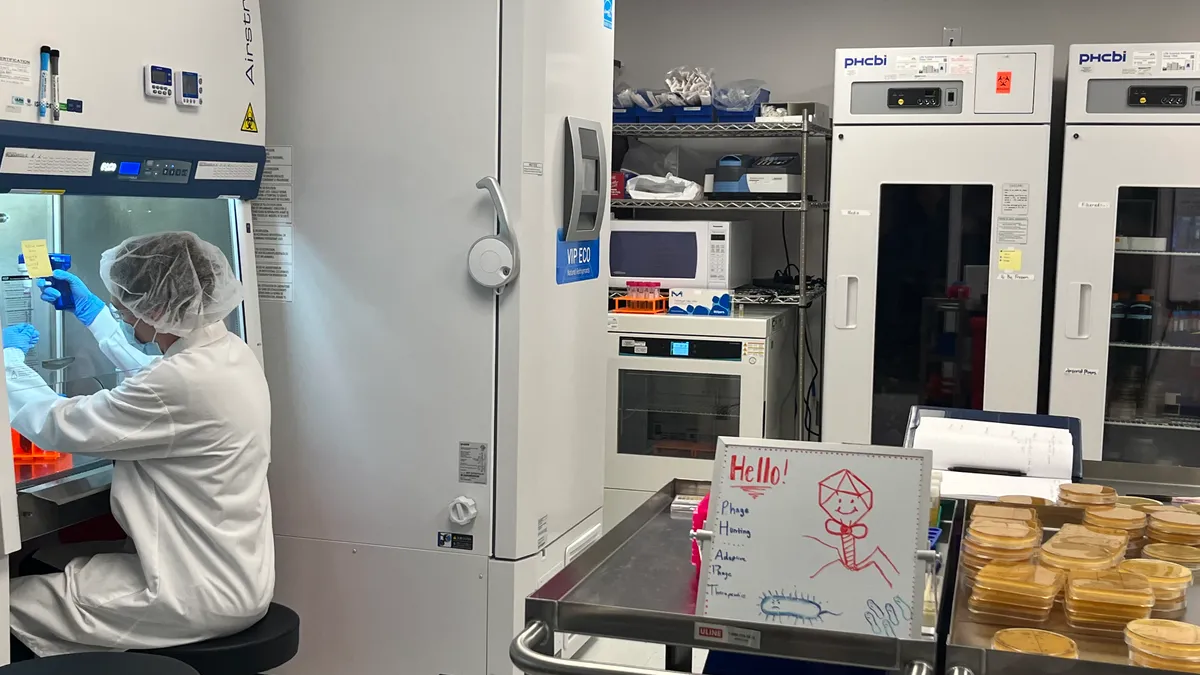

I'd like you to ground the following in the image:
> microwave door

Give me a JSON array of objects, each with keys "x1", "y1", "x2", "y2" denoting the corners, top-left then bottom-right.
[{"x1": 608, "y1": 229, "x2": 708, "y2": 288}]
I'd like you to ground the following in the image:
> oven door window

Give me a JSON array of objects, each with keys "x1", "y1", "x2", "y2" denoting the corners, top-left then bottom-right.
[
  {"x1": 617, "y1": 370, "x2": 740, "y2": 460},
  {"x1": 609, "y1": 231, "x2": 698, "y2": 279}
]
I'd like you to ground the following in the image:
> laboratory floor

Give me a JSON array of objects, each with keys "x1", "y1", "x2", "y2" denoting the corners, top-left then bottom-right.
[{"x1": 576, "y1": 637, "x2": 707, "y2": 673}]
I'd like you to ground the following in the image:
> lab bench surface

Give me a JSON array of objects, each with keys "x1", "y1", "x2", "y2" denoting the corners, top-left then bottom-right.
[
  {"x1": 15, "y1": 455, "x2": 112, "y2": 543},
  {"x1": 512, "y1": 478, "x2": 952, "y2": 675}
]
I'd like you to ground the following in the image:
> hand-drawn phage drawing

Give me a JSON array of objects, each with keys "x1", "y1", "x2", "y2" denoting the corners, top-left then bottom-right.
[
  {"x1": 759, "y1": 589, "x2": 841, "y2": 626},
  {"x1": 804, "y1": 469, "x2": 900, "y2": 588}
]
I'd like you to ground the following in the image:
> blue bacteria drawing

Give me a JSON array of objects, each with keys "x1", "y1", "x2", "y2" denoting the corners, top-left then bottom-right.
[{"x1": 759, "y1": 589, "x2": 841, "y2": 625}]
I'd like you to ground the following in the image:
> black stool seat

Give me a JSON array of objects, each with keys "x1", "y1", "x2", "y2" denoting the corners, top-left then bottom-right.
[
  {"x1": 134, "y1": 604, "x2": 300, "y2": 675},
  {"x1": 1, "y1": 653, "x2": 197, "y2": 675}
]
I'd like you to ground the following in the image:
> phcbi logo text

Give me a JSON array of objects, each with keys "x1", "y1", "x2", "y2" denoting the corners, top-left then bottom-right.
[
  {"x1": 844, "y1": 55, "x2": 887, "y2": 68},
  {"x1": 1079, "y1": 50, "x2": 1127, "y2": 65}
]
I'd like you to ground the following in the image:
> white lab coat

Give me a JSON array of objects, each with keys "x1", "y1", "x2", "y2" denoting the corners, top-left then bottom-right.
[{"x1": 4, "y1": 310, "x2": 274, "y2": 657}]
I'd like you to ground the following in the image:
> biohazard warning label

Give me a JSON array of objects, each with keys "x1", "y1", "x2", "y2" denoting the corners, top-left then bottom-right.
[{"x1": 241, "y1": 103, "x2": 259, "y2": 133}]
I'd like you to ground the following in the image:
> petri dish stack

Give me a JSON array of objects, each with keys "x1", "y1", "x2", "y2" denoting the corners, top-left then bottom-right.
[
  {"x1": 967, "y1": 562, "x2": 1064, "y2": 625},
  {"x1": 1064, "y1": 569, "x2": 1155, "y2": 634},
  {"x1": 1039, "y1": 525, "x2": 1127, "y2": 601},
  {"x1": 998, "y1": 495, "x2": 1052, "y2": 507},
  {"x1": 1126, "y1": 619, "x2": 1200, "y2": 672},
  {"x1": 1085, "y1": 506, "x2": 1148, "y2": 557},
  {"x1": 1149, "y1": 511, "x2": 1200, "y2": 548},
  {"x1": 1136, "y1": 504, "x2": 1187, "y2": 516},
  {"x1": 1119, "y1": 558, "x2": 1194, "y2": 620},
  {"x1": 1144, "y1": 543, "x2": 1200, "y2": 572},
  {"x1": 992, "y1": 628, "x2": 1078, "y2": 658},
  {"x1": 1058, "y1": 483, "x2": 1117, "y2": 509},
  {"x1": 961, "y1": 518, "x2": 1040, "y2": 586}
]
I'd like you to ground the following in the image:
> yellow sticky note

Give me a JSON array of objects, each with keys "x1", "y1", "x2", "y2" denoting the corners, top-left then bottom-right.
[
  {"x1": 998, "y1": 248, "x2": 1022, "y2": 272},
  {"x1": 20, "y1": 239, "x2": 53, "y2": 278}
]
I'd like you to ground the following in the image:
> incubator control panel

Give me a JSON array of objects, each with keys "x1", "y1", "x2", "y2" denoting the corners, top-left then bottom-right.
[
  {"x1": 1068, "y1": 43, "x2": 1200, "y2": 123},
  {"x1": 834, "y1": 45, "x2": 1054, "y2": 124}
]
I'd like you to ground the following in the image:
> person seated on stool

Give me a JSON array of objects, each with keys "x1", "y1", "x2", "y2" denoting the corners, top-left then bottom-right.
[{"x1": 2, "y1": 232, "x2": 273, "y2": 660}]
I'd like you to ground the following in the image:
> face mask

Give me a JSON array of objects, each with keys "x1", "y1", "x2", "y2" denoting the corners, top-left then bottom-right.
[{"x1": 113, "y1": 307, "x2": 162, "y2": 356}]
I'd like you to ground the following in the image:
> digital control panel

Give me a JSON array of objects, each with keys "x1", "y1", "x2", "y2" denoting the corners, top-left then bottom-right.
[
  {"x1": 1128, "y1": 85, "x2": 1189, "y2": 108},
  {"x1": 144, "y1": 65, "x2": 174, "y2": 99},
  {"x1": 888, "y1": 87, "x2": 942, "y2": 108},
  {"x1": 98, "y1": 159, "x2": 192, "y2": 184},
  {"x1": 176, "y1": 71, "x2": 203, "y2": 107}
]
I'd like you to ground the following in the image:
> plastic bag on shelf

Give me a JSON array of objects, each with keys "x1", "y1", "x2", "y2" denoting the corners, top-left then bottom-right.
[
  {"x1": 631, "y1": 89, "x2": 679, "y2": 111},
  {"x1": 665, "y1": 66, "x2": 714, "y2": 106},
  {"x1": 626, "y1": 174, "x2": 703, "y2": 201},
  {"x1": 620, "y1": 140, "x2": 680, "y2": 177},
  {"x1": 715, "y1": 79, "x2": 768, "y2": 111},
  {"x1": 613, "y1": 82, "x2": 635, "y2": 109}
]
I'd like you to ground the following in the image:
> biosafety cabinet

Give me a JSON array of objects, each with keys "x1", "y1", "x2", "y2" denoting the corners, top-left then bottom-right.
[
  {"x1": 1051, "y1": 43, "x2": 1200, "y2": 465},
  {"x1": 825, "y1": 45, "x2": 1053, "y2": 446}
]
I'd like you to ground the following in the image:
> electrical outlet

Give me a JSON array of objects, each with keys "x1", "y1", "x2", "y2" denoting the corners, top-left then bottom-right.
[{"x1": 943, "y1": 27, "x2": 962, "y2": 47}]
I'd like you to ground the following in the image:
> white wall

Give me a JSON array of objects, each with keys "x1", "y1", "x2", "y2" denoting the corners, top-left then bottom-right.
[{"x1": 614, "y1": 0, "x2": 1200, "y2": 414}]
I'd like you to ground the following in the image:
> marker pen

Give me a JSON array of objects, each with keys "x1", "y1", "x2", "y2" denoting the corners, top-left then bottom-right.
[
  {"x1": 49, "y1": 49, "x2": 60, "y2": 122},
  {"x1": 37, "y1": 46, "x2": 50, "y2": 124}
]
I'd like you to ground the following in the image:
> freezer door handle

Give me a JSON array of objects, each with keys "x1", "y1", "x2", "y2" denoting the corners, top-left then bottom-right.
[
  {"x1": 833, "y1": 275, "x2": 859, "y2": 329},
  {"x1": 1067, "y1": 282, "x2": 1092, "y2": 339},
  {"x1": 467, "y1": 176, "x2": 520, "y2": 292}
]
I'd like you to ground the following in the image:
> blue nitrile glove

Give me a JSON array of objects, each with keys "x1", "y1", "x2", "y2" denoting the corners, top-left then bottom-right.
[
  {"x1": 2, "y1": 323, "x2": 40, "y2": 354},
  {"x1": 38, "y1": 270, "x2": 105, "y2": 326}
]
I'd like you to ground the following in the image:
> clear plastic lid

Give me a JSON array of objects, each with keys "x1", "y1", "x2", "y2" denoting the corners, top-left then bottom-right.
[
  {"x1": 1144, "y1": 543, "x2": 1200, "y2": 565},
  {"x1": 1065, "y1": 608, "x2": 1138, "y2": 632},
  {"x1": 966, "y1": 519, "x2": 1040, "y2": 549},
  {"x1": 972, "y1": 504, "x2": 1038, "y2": 526},
  {"x1": 1136, "y1": 504, "x2": 1187, "y2": 515},
  {"x1": 1118, "y1": 496, "x2": 1164, "y2": 507},
  {"x1": 1082, "y1": 523, "x2": 1136, "y2": 545},
  {"x1": 974, "y1": 562, "x2": 1064, "y2": 599},
  {"x1": 1067, "y1": 569, "x2": 1156, "y2": 607},
  {"x1": 1086, "y1": 506, "x2": 1148, "y2": 530},
  {"x1": 1126, "y1": 619, "x2": 1200, "y2": 659},
  {"x1": 967, "y1": 596, "x2": 1052, "y2": 624},
  {"x1": 999, "y1": 495, "x2": 1052, "y2": 506},
  {"x1": 1181, "y1": 503, "x2": 1200, "y2": 515},
  {"x1": 992, "y1": 628, "x2": 1077, "y2": 657},
  {"x1": 1119, "y1": 559, "x2": 1194, "y2": 590},
  {"x1": 971, "y1": 587, "x2": 1056, "y2": 611},
  {"x1": 962, "y1": 538, "x2": 1037, "y2": 561},
  {"x1": 1058, "y1": 524, "x2": 1129, "y2": 553},
  {"x1": 1148, "y1": 529, "x2": 1200, "y2": 546},
  {"x1": 1151, "y1": 511, "x2": 1200, "y2": 535}
]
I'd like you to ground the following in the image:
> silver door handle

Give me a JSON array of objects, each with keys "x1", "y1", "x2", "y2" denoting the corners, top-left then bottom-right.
[
  {"x1": 946, "y1": 667, "x2": 975, "y2": 675},
  {"x1": 468, "y1": 177, "x2": 520, "y2": 292}
]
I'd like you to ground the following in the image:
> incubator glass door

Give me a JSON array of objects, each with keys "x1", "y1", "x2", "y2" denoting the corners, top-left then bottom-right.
[
  {"x1": 872, "y1": 184, "x2": 993, "y2": 446},
  {"x1": 616, "y1": 369, "x2": 741, "y2": 461},
  {"x1": 1104, "y1": 187, "x2": 1200, "y2": 466}
]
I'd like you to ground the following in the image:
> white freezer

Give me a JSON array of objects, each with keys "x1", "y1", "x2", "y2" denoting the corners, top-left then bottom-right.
[{"x1": 260, "y1": 0, "x2": 613, "y2": 672}]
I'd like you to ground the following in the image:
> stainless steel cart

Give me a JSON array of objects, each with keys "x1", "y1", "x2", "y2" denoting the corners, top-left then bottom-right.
[{"x1": 511, "y1": 479, "x2": 956, "y2": 675}]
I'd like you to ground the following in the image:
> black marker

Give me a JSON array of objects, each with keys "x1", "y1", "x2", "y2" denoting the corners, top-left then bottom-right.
[{"x1": 49, "y1": 49, "x2": 60, "y2": 122}]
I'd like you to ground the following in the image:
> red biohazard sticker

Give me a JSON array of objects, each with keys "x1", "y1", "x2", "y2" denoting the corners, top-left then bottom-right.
[{"x1": 996, "y1": 71, "x2": 1013, "y2": 94}]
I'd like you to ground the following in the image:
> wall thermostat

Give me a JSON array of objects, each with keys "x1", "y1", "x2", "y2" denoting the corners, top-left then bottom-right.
[
  {"x1": 175, "y1": 71, "x2": 203, "y2": 107},
  {"x1": 144, "y1": 65, "x2": 173, "y2": 99}
]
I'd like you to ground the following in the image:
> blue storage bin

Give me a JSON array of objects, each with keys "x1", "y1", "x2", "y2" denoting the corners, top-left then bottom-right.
[
  {"x1": 673, "y1": 104, "x2": 715, "y2": 123},
  {"x1": 613, "y1": 108, "x2": 636, "y2": 123},
  {"x1": 634, "y1": 108, "x2": 674, "y2": 123},
  {"x1": 715, "y1": 88, "x2": 771, "y2": 122}
]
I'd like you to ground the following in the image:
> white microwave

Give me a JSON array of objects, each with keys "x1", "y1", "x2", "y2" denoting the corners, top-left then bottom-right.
[{"x1": 608, "y1": 220, "x2": 752, "y2": 289}]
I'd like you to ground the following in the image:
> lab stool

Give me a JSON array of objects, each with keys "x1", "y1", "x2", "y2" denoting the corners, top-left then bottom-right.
[
  {"x1": 0, "y1": 653, "x2": 197, "y2": 675},
  {"x1": 134, "y1": 603, "x2": 300, "y2": 675}
]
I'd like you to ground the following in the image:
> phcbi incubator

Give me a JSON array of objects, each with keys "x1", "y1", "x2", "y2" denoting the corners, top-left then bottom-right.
[
  {"x1": 824, "y1": 45, "x2": 1054, "y2": 446},
  {"x1": 0, "y1": 0, "x2": 268, "y2": 665},
  {"x1": 1050, "y1": 43, "x2": 1200, "y2": 466}
]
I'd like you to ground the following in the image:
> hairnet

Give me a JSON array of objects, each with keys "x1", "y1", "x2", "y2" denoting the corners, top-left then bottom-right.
[{"x1": 99, "y1": 232, "x2": 243, "y2": 336}]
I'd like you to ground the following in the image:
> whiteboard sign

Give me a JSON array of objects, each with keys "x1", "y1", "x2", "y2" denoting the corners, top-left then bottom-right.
[{"x1": 698, "y1": 438, "x2": 931, "y2": 639}]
